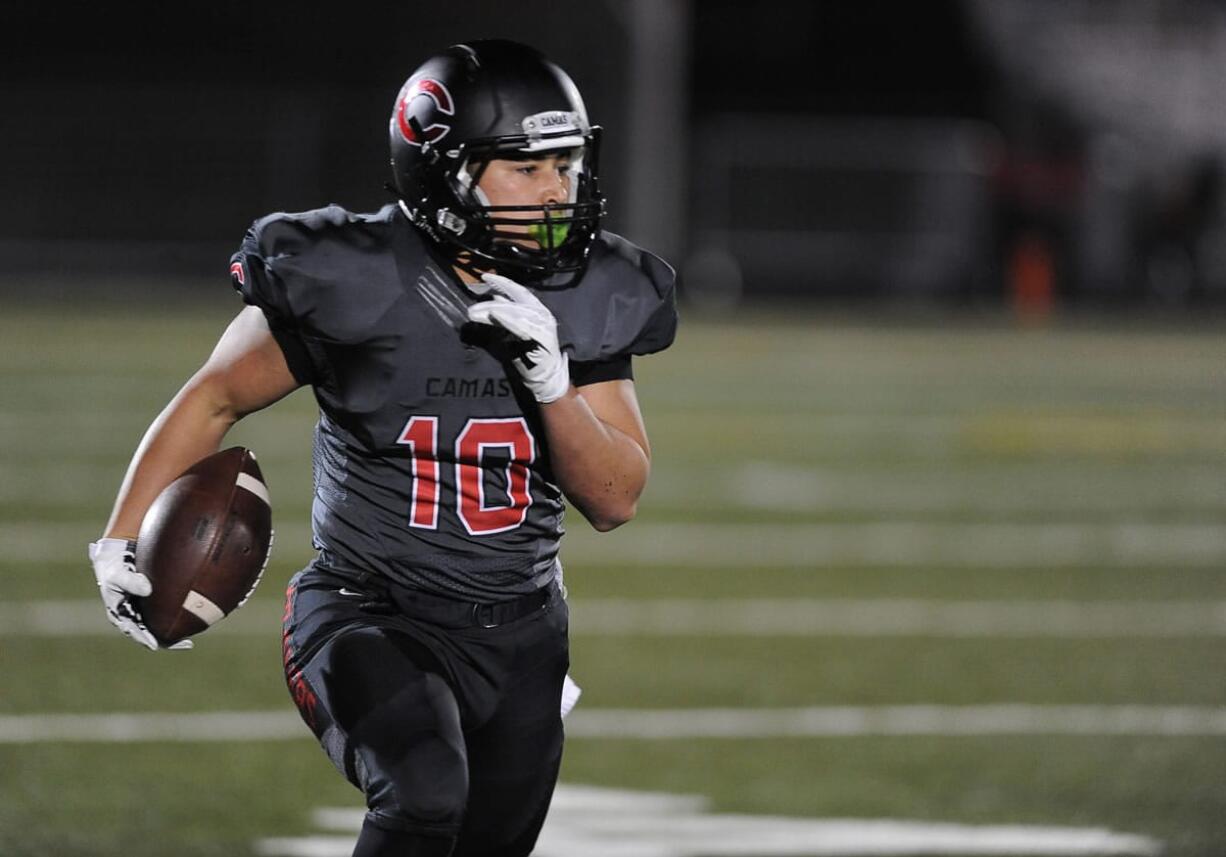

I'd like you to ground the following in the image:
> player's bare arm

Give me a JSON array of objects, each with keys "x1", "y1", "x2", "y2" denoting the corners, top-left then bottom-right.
[
  {"x1": 104, "y1": 306, "x2": 301, "y2": 540},
  {"x1": 538, "y1": 378, "x2": 650, "y2": 531},
  {"x1": 464, "y1": 271, "x2": 654, "y2": 530}
]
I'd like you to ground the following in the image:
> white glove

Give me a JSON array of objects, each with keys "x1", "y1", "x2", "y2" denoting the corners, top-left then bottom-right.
[
  {"x1": 89, "y1": 537, "x2": 192, "y2": 651},
  {"x1": 466, "y1": 273, "x2": 571, "y2": 404}
]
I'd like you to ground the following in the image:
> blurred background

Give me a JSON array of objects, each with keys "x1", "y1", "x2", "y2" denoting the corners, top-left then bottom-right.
[
  {"x1": 6, "y1": 0, "x2": 1226, "y2": 316},
  {"x1": 2, "y1": 2, "x2": 1225, "y2": 856}
]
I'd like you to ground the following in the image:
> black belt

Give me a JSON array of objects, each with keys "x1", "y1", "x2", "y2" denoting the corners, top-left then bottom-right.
[{"x1": 348, "y1": 570, "x2": 554, "y2": 629}]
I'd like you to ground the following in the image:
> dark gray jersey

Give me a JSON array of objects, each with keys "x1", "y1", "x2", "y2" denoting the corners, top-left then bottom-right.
[{"x1": 229, "y1": 204, "x2": 676, "y2": 601}]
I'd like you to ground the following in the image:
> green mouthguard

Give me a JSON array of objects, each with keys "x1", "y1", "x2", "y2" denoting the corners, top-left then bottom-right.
[{"x1": 528, "y1": 222, "x2": 570, "y2": 248}]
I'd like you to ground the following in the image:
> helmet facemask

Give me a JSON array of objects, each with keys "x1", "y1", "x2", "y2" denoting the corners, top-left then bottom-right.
[{"x1": 413, "y1": 128, "x2": 604, "y2": 286}]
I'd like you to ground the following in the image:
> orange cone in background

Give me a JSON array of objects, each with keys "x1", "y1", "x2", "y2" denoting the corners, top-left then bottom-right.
[{"x1": 1008, "y1": 231, "x2": 1055, "y2": 324}]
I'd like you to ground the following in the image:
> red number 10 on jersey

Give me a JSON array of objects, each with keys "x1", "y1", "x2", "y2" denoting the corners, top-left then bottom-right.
[{"x1": 396, "y1": 416, "x2": 536, "y2": 536}]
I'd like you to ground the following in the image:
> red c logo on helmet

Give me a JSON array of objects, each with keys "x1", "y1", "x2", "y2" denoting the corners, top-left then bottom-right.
[{"x1": 395, "y1": 77, "x2": 455, "y2": 146}]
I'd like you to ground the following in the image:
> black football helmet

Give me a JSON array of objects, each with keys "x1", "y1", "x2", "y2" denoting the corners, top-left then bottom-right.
[{"x1": 388, "y1": 40, "x2": 605, "y2": 285}]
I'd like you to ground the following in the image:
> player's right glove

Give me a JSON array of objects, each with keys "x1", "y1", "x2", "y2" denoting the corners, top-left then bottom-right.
[
  {"x1": 88, "y1": 537, "x2": 191, "y2": 651},
  {"x1": 466, "y1": 273, "x2": 571, "y2": 404}
]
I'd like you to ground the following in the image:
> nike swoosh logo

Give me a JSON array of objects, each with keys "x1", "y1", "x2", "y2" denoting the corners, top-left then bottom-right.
[{"x1": 338, "y1": 588, "x2": 364, "y2": 597}]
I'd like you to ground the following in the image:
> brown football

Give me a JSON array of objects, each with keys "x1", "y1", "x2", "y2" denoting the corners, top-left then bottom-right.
[{"x1": 134, "y1": 447, "x2": 273, "y2": 646}]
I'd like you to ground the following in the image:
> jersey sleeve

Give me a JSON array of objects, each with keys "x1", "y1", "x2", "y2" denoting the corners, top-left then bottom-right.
[
  {"x1": 624, "y1": 244, "x2": 678, "y2": 356},
  {"x1": 570, "y1": 354, "x2": 633, "y2": 387},
  {"x1": 548, "y1": 232, "x2": 679, "y2": 364},
  {"x1": 229, "y1": 219, "x2": 316, "y2": 385}
]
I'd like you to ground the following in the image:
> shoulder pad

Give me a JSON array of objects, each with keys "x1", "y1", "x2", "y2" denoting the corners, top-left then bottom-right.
[
  {"x1": 543, "y1": 231, "x2": 678, "y2": 362},
  {"x1": 228, "y1": 204, "x2": 399, "y2": 333}
]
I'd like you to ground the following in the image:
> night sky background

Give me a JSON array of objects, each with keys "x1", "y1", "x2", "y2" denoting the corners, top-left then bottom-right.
[{"x1": 0, "y1": 1, "x2": 993, "y2": 275}]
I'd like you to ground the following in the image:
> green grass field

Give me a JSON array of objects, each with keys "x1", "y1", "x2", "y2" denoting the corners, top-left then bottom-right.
[{"x1": 1, "y1": 298, "x2": 1224, "y2": 856}]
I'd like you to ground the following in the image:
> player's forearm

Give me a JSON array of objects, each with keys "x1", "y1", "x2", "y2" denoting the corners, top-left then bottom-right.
[
  {"x1": 103, "y1": 380, "x2": 239, "y2": 540},
  {"x1": 541, "y1": 387, "x2": 650, "y2": 531}
]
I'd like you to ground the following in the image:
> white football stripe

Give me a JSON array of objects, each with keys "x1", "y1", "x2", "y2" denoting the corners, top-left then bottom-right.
[
  {"x1": 569, "y1": 598, "x2": 1226, "y2": 637},
  {"x1": 563, "y1": 521, "x2": 1226, "y2": 569},
  {"x1": 182, "y1": 591, "x2": 225, "y2": 625},
  {"x1": 723, "y1": 460, "x2": 1226, "y2": 516},
  {"x1": 7, "y1": 598, "x2": 1226, "y2": 638},
  {"x1": 250, "y1": 785, "x2": 1163, "y2": 857},
  {"x1": 0, "y1": 711, "x2": 305, "y2": 743},
  {"x1": 563, "y1": 705, "x2": 1226, "y2": 739},
  {"x1": 3, "y1": 706, "x2": 1226, "y2": 744},
  {"x1": 6, "y1": 519, "x2": 1226, "y2": 567},
  {"x1": 236, "y1": 472, "x2": 270, "y2": 505}
]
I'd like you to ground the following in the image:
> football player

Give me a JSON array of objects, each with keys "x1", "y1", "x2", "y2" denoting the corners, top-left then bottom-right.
[{"x1": 88, "y1": 39, "x2": 676, "y2": 857}]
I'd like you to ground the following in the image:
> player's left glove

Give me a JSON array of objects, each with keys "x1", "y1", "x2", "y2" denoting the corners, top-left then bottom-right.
[{"x1": 466, "y1": 273, "x2": 571, "y2": 404}]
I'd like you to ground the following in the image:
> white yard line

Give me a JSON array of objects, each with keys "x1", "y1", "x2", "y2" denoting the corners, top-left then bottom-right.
[
  {"x1": 569, "y1": 599, "x2": 1226, "y2": 637},
  {"x1": 8, "y1": 519, "x2": 1226, "y2": 567},
  {"x1": 253, "y1": 784, "x2": 1163, "y2": 857},
  {"x1": 0, "y1": 522, "x2": 315, "y2": 564},
  {"x1": 0, "y1": 710, "x2": 306, "y2": 743},
  {"x1": 562, "y1": 521, "x2": 1226, "y2": 568},
  {"x1": 725, "y1": 461, "x2": 1226, "y2": 516},
  {"x1": 563, "y1": 705, "x2": 1226, "y2": 739},
  {"x1": 6, "y1": 598, "x2": 1226, "y2": 638},
  {"x1": 4, "y1": 705, "x2": 1226, "y2": 744}
]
